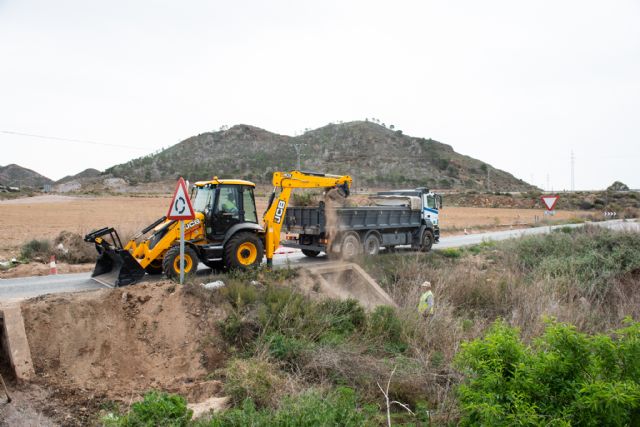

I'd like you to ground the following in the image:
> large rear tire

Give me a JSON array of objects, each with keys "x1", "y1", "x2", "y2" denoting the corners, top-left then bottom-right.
[
  {"x1": 163, "y1": 245, "x2": 199, "y2": 281},
  {"x1": 340, "y1": 232, "x2": 362, "y2": 260},
  {"x1": 420, "y1": 230, "x2": 434, "y2": 252},
  {"x1": 224, "y1": 232, "x2": 264, "y2": 270},
  {"x1": 363, "y1": 233, "x2": 382, "y2": 256}
]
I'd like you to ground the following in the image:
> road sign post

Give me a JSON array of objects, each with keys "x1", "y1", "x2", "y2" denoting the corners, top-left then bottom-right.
[{"x1": 167, "y1": 177, "x2": 195, "y2": 284}]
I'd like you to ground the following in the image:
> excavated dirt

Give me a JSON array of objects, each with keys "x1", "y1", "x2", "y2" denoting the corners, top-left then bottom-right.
[{"x1": 11, "y1": 282, "x2": 229, "y2": 424}]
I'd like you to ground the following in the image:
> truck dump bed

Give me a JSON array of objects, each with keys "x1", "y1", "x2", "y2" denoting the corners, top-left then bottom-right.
[{"x1": 285, "y1": 205, "x2": 422, "y2": 234}]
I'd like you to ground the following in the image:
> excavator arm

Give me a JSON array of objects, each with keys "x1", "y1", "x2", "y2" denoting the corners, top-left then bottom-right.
[{"x1": 263, "y1": 171, "x2": 352, "y2": 264}]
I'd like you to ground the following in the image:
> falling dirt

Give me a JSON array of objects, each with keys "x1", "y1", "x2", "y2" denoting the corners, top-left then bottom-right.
[{"x1": 323, "y1": 188, "x2": 349, "y2": 257}]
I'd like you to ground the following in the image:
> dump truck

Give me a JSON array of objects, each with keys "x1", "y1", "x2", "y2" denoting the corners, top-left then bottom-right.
[
  {"x1": 282, "y1": 187, "x2": 442, "y2": 258},
  {"x1": 84, "y1": 171, "x2": 351, "y2": 287}
]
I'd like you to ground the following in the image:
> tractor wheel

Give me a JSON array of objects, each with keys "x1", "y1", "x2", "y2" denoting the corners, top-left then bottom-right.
[
  {"x1": 363, "y1": 233, "x2": 382, "y2": 256},
  {"x1": 301, "y1": 249, "x2": 321, "y2": 257},
  {"x1": 163, "y1": 245, "x2": 199, "y2": 281},
  {"x1": 145, "y1": 259, "x2": 164, "y2": 275},
  {"x1": 224, "y1": 232, "x2": 264, "y2": 270},
  {"x1": 340, "y1": 232, "x2": 362, "y2": 260},
  {"x1": 420, "y1": 230, "x2": 434, "y2": 252}
]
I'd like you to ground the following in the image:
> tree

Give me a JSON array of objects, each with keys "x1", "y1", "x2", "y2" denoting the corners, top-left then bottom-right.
[{"x1": 607, "y1": 181, "x2": 629, "y2": 191}]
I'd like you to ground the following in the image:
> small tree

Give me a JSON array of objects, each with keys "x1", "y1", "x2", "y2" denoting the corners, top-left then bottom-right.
[{"x1": 607, "y1": 181, "x2": 629, "y2": 191}]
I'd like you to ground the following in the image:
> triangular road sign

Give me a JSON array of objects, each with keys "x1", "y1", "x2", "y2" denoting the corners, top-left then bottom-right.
[
  {"x1": 167, "y1": 177, "x2": 195, "y2": 220},
  {"x1": 541, "y1": 195, "x2": 560, "y2": 211}
]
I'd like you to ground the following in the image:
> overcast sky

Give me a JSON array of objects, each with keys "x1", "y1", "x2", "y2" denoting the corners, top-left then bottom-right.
[{"x1": 1, "y1": 0, "x2": 639, "y2": 190}]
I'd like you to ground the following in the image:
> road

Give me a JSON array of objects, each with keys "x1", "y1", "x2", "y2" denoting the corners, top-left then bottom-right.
[{"x1": 1, "y1": 219, "x2": 637, "y2": 301}]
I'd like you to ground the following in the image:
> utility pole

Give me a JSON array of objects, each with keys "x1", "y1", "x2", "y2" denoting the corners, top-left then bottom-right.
[
  {"x1": 546, "y1": 174, "x2": 550, "y2": 193},
  {"x1": 570, "y1": 150, "x2": 575, "y2": 191},
  {"x1": 293, "y1": 144, "x2": 305, "y2": 170},
  {"x1": 487, "y1": 167, "x2": 491, "y2": 192}
]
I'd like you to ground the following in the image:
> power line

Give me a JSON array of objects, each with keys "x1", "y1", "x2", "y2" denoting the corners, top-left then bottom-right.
[{"x1": 0, "y1": 130, "x2": 153, "y2": 151}]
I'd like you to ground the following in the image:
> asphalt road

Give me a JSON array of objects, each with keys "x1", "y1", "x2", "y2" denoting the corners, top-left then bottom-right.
[{"x1": 1, "y1": 219, "x2": 637, "y2": 301}]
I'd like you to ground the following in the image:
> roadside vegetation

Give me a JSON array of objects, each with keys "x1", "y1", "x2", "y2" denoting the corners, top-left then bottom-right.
[
  {"x1": 16, "y1": 231, "x2": 96, "y2": 264},
  {"x1": 102, "y1": 226, "x2": 640, "y2": 425}
]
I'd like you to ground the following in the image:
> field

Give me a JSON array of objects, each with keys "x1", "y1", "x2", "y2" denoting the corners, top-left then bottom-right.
[{"x1": 0, "y1": 195, "x2": 586, "y2": 260}]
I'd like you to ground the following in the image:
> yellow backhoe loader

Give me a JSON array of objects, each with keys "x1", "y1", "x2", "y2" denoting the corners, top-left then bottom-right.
[{"x1": 84, "y1": 171, "x2": 351, "y2": 287}]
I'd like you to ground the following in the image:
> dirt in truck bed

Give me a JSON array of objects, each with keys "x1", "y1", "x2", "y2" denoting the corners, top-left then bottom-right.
[{"x1": 5, "y1": 282, "x2": 229, "y2": 425}]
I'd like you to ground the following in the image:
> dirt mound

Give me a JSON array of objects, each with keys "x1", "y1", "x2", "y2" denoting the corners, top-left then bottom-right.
[{"x1": 20, "y1": 282, "x2": 228, "y2": 399}]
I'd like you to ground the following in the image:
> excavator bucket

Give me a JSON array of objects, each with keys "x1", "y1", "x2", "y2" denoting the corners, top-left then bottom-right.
[{"x1": 84, "y1": 228, "x2": 146, "y2": 287}]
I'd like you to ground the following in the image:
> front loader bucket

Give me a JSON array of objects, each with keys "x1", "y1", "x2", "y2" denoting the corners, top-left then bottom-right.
[
  {"x1": 85, "y1": 227, "x2": 146, "y2": 288},
  {"x1": 92, "y1": 247, "x2": 146, "y2": 287}
]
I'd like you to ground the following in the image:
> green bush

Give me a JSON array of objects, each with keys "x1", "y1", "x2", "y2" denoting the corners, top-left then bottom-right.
[
  {"x1": 438, "y1": 247, "x2": 462, "y2": 259},
  {"x1": 102, "y1": 391, "x2": 193, "y2": 427},
  {"x1": 509, "y1": 227, "x2": 640, "y2": 296},
  {"x1": 317, "y1": 298, "x2": 366, "y2": 340},
  {"x1": 455, "y1": 319, "x2": 640, "y2": 426},
  {"x1": 222, "y1": 358, "x2": 285, "y2": 408},
  {"x1": 366, "y1": 306, "x2": 407, "y2": 353},
  {"x1": 200, "y1": 387, "x2": 374, "y2": 427},
  {"x1": 20, "y1": 239, "x2": 51, "y2": 261},
  {"x1": 263, "y1": 332, "x2": 307, "y2": 363},
  {"x1": 222, "y1": 282, "x2": 258, "y2": 310}
]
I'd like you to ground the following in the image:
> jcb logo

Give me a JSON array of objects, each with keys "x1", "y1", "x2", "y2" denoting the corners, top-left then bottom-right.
[
  {"x1": 185, "y1": 218, "x2": 201, "y2": 230},
  {"x1": 274, "y1": 200, "x2": 287, "y2": 224}
]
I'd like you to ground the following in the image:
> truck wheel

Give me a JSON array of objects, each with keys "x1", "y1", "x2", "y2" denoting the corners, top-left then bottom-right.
[
  {"x1": 163, "y1": 245, "x2": 198, "y2": 281},
  {"x1": 340, "y1": 232, "x2": 362, "y2": 260},
  {"x1": 363, "y1": 233, "x2": 381, "y2": 256},
  {"x1": 224, "y1": 232, "x2": 264, "y2": 269},
  {"x1": 420, "y1": 230, "x2": 434, "y2": 252},
  {"x1": 301, "y1": 249, "x2": 321, "y2": 257},
  {"x1": 145, "y1": 259, "x2": 164, "y2": 275}
]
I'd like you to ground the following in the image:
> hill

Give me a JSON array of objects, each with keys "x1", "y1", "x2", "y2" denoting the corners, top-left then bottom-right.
[
  {"x1": 55, "y1": 168, "x2": 101, "y2": 184},
  {"x1": 106, "y1": 121, "x2": 532, "y2": 190},
  {"x1": 0, "y1": 164, "x2": 53, "y2": 188}
]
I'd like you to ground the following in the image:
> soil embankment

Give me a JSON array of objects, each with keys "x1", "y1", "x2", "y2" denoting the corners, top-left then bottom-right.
[{"x1": 21, "y1": 282, "x2": 227, "y2": 398}]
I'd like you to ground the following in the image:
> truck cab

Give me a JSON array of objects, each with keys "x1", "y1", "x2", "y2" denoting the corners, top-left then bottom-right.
[{"x1": 376, "y1": 187, "x2": 442, "y2": 242}]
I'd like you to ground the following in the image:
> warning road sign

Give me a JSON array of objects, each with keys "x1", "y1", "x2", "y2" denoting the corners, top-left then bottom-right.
[
  {"x1": 167, "y1": 177, "x2": 195, "y2": 220},
  {"x1": 541, "y1": 195, "x2": 560, "y2": 211}
]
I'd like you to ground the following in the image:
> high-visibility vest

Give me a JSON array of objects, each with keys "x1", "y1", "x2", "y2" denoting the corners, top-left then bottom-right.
[{"x1": 418, "y1": 290, "x2": 434, "y2": 315}]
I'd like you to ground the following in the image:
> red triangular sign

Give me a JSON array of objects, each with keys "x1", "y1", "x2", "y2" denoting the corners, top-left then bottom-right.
[
  {"x1": 541, "y1": 195, "x2": 559, "y2": 211},
  {"x1": 167, "y1": 177, "x2": 195, "y2": 220}
]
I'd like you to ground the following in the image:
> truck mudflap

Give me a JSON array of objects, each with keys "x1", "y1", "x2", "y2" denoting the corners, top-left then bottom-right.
[{"x1": 84, "y1": 227, "x2": 146, "y2": 287}]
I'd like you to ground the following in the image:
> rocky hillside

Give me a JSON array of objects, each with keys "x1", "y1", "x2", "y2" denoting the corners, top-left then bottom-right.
[
  {"x1": 0, "y1": 164, "x2": 53, "y2": 188},
  {"x1": 106, "y1": 121, "x2": 533, "y2": 190},
  {"x1": 55, "y1": 168, "x2": 101, "y2": 184}
]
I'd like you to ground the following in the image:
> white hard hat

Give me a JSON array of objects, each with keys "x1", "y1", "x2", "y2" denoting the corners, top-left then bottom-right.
[{"x1": 421, "y1": 281, "x2": 432, "y2": 288}]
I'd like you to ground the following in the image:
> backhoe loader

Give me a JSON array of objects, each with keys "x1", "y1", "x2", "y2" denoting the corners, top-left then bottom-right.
[{"x1": 84, "y1": 171, "x2": 351, "y2": 287}]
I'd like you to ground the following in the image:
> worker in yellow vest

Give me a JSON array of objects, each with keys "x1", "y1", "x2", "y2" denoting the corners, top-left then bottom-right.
[{"x1": 418, "y1": 281, "x2": 434, "y2": 317}]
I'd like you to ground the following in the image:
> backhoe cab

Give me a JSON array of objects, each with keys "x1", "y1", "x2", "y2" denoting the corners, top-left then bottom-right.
[{"x1": 84, "y1": 171, "x2": 351, "y2": 287}]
